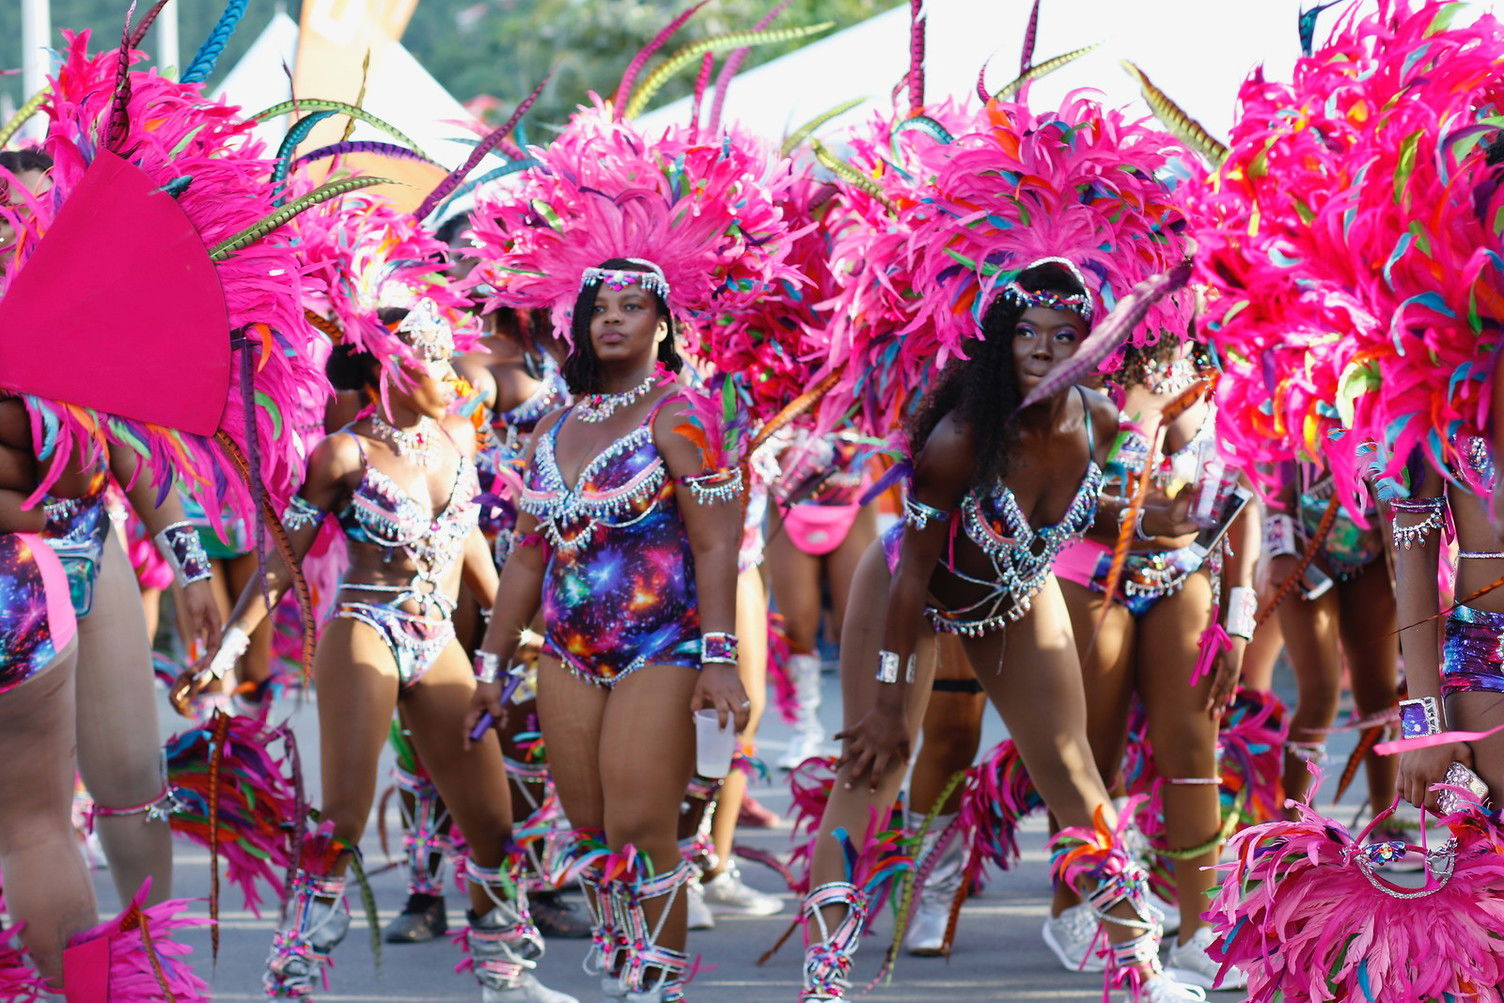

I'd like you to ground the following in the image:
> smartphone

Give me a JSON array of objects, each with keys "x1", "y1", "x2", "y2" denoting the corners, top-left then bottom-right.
[
  {"x1": 1188, "y1": 484, "x2": 1253, "y2": 561},
  {"x1": 1300, "y1": 563, "x2": 1335, "y2": 600}
]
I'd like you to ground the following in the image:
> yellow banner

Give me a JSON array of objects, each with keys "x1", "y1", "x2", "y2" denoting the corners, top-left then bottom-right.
[{"x1": 294, "y1": 0, "x2": 443, "y2": 212}]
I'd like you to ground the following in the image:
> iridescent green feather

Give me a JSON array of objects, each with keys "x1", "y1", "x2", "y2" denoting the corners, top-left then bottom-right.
[
  {"x1": 248, "y1": 100, "x2": 422, "y2": 154},
  {"x1": 624, "y1": 24, "x2": 834, "y2": 119},
  {"x1": 208, "y1": 176, "x2": 394, "y2": 260}
]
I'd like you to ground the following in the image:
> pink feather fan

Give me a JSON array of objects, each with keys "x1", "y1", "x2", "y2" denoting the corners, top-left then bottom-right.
[
  {"x1": 0, "y1": 32, "x2": 327, "y2": 524},
  {"x1": 1209, "y1": 791, "x2": 1504, "y2": 1002},
  {"x1": 1191, "y1": 0, "x2": 1504, "y2": 504},
  {"x1": 468, "y1": 97, "x2": 800, "y2": 347}
]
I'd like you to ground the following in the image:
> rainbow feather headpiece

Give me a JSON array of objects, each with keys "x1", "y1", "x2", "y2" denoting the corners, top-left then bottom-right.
[
  {"x1": 469, "y1": 97, "x2": 799, "y2": 342},
  {"x1": 901, "y1": 92, "x2": 1193, "y2": 370}
]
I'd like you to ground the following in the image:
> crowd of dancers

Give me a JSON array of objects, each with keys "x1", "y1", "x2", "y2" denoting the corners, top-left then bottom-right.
[{"x1": 3, "y1": 0, "x2": 1504, "y2": 1000}]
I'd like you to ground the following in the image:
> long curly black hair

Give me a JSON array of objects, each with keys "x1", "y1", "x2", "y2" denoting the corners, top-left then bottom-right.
[
  {"x1": 562, "y1": 257, "x2": 684, "y2": 395},
  {"x1": 908, "y1": 261, "x2": 1090, "y2": 488}
]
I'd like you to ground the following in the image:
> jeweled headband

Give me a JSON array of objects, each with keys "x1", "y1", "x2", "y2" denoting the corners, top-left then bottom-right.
[
  {"x1": 580, "y1": 258, "x2": 671, "y2": 303},
  {"x1": 996, "y1": 256, "x2": 1094, "y2": 322},
  {"x1": 394, "y1": 297, "x2": 455, "y2": 362}
]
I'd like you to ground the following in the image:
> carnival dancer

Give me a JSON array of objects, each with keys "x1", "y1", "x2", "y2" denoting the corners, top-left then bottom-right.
[
  {"x1": 765, "y1": 429, "x2": 880, "y2": 770},
  {"x1": 798, "y1": 91, "x2": 1203, "y2": 1002},
  {"x1": 1171, "y1": 3, "x2": 1504, "y2": 994},
  {"x1": 1050, "y1": 338, "x2": 1254, "y2": 991},
  {"x1": 1264, "y1": 462, "x2": 1400, "y2": 818},
  {"x1": 0, "y1": 8, "x2": 352, "y2": 992},
  {"x1": 467, "y1": 94, "x2": 801, "y2": 1000},
  {"x1": 4, "y1": 145, "x2": 228, "y2": 912}
]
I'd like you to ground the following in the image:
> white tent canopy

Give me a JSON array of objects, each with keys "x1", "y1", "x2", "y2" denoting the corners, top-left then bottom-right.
[
  {"x1": 214, "y1": 11, "x2": 502, "y2": 176},
  {"x1": 638, "y1": 0, "x2": 1500, "y2": 143}
]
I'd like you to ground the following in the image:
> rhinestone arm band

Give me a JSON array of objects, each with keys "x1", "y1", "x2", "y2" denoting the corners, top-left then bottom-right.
[
  {"x1": 1391, "y1": 496, "x2": 1446, "y2": 550},
  {"x1": 875, "y1": 649, "x2": 916, "y2": 684},
  {"x1": 155, "y1": 521, "x2": 212, "y2": 588},
  {"x1": 1398, "y1": 695, "x2": 1444, "y2": 738},
  {"x1": 1225, "y1": 585, "x2": 1258, "y2": 641},
  {"x1": 1263, "y1": 512, "x2": 1298, "y2": 558},
  {"x1": 474, "y1": 651, "x2": 503, "y2": 685},
  {"x1": 682, "y1": 466, "x2": 743, "y2": 505},
  {"x1": 701, "y1": 631, "x2": 740, "y2": 666},
  {"x1": 283, "y1": 494, "x2": 325, "y2": 533},
  {"x1": 903, "y1": 496, "x2": 950, "y2": 531}
]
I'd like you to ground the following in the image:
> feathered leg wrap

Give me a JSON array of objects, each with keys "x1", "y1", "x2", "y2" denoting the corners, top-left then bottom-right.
[
  {"x1": 555, "y1": 829, "x2": 618, "y2": 979},
  {"x1": 394, "y1": 764, "x2": 452, "y2": 896},
  {"x1": 62, "y1": 882, "x2": 211, "y2": 1002},
  {"x1": 1052, "y1": 807, "x2": 1165, "y2": 1002},
  {"x1": 455, "y1": 857, "x2": 551, "y2": 993},
  {"x1": 264, "y1": 870, "x2": 351, "y2": 999},
  {"x1": 605, "y1": 854, "x2": 694, "y2": 1000},
  {"x1": 800, "y1": 881, "x2": 865, "y2": 1002}
]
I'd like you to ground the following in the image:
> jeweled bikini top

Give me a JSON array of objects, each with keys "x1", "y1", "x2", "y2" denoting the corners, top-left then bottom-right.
[
  {"x1": 520, "y1": 394, "x2": 679, "y2": 556},
  {"x1": 336, "y1": 433, "x2": 480, "y2": 590}
]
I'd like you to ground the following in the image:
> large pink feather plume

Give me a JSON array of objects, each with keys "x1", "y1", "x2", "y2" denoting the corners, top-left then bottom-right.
[
  {"x1": 64, "y1": 884, "x2": 211, "y2": 1001},
  {"x1": 1190, "y1": 0, "x2": 1504, "y2": 505},
  {"x1": 0, "y1": 923, "x2": 44, "y2": 1001},
  {"x1": 2, "y1": 32, "x2": 328, "y2": 526},
  {"x1": 1209, "y1": 792, "x2": 1504, "y2": 1001},
  {"x1": 469, "y1": 98, "x2": 800, "y2": 351},
  {"x1": 901, "y1": 92, "x2": 1193, "y2": 374}
]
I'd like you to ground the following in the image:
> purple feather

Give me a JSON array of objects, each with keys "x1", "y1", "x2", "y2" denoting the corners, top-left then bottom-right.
[
  {"x1": 1016, "y1": 260, "x2": 1193, "y2": 411},
  {"x1": 1019, "y1": 0, "x2": 1042, "y2": 76},
  {"x1": 293, "y1": 140, "x2": 434, "y2": 169},
  {"x1": 708, "y1": 1, "x2": 790, "y2": 131},
  {"x1": 612, "y1": 1, "x2": 711, "y2": 116},
  {"x1": 414, "y1": 73, "x2": 550, "y2": 221}
]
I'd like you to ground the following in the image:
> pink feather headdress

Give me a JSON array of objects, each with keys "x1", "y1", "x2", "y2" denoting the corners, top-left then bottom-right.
[
  {"x1": 901, "y1": 92, "x2": 1193, "y2": 372},
  {"x1": 809, "y1": 99, "x2": 979, "y2": 440},
  {"x1": 295, "y1": 187, "x2": 480, "y2": 393},
  {"x1": 1191, "y1": 0, "x2": 1504, "y2": 501},
  {"x1": 0, "y1": 30, "x2": 329, "y2": 524},
  {"x1": 468, "y1": 97, "x2": 800, "y2": 344}
]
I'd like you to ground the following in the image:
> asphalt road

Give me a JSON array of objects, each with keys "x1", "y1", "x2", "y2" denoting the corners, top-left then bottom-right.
[{"x1": 100, "y1": 662, "x2": 1368, "y2": 1002}]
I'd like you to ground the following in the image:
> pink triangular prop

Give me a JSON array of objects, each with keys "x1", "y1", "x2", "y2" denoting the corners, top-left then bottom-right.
[
  {"x1": 60, "y1": 931, "x2": 109, "y2": 1003},
  {"x1": 0, "y1": 150, "x2": 229, "y2": 435}
]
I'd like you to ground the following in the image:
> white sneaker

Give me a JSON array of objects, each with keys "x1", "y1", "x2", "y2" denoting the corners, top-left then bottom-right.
[
  {"x1": 778, "y1": 730, "x2": 826, "y2": 771},
  {"x1": 699, "y1": 864, "x2": 782, "y2": 916},
  {"x1": 904, "y1": 819, "x2": 964, "y2": 956},
  {"x1": 1143, "y1": 972, "x2": 1209, "y2": 1002},
  {"x1": 1165, "y1": 927, "x2": 1246, "y2": 991},
  {"x1": 1144, "y1": 887, "x2": 1180, "y2": 937},
  {"x1": 1040, "y1": 904, "x2": 1105, "y2": 973},
  {"x1": 684, "y1": 878, "x2": 714, "y2": 930}
]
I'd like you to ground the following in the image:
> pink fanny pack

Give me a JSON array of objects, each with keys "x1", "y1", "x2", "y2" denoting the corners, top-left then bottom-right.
[{"x1": 782, "y1": 502, "x2": 862, "y2": 557}]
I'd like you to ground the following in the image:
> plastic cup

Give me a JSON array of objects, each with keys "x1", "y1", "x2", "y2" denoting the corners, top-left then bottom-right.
[
  {"x1": 1189, "y1": 452, "x2": 1235, "y2": 529},
  {"x1": 693, "y1": 708, "x2": 736, "y2": 779}
]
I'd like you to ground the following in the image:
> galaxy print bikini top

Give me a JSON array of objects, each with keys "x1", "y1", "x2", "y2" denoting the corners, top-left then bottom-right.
[{"x1": 521, "y1": 394, "x2": 680, "y2": 557}]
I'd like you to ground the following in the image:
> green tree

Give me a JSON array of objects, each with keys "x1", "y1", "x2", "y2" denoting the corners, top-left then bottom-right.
[{"x1": 2, "y1": 1, "x2": 895, "y2": 128}]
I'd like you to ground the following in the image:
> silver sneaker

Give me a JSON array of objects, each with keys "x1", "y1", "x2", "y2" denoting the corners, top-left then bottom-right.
[
  {"x1": 904, "y1": 825, "x2": 964, "y2": 956},
  {"x1": 700, "y1": 864, "x2": 782, "y2": 917},
  {"x1": 469, "y1": 902, "x2": 579, "y2": 1003},
  {"x1": 684, "y1": 877, "x2": 714, "y2": 930},
  {"x1": 1040, "y1": 903, "x2": 1105, "y2": 973},
  {"x1": 1165, "y1": 926, "x2": 1247, "y2": 991},
  {"x1": 265, "y1": 900, "x2": 351, "y2": 998}
]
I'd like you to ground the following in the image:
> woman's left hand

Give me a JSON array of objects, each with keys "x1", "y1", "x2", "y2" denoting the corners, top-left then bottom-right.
[
  {"x1": 179, "y1": 580, "x2": 223, "y2": 658},
  {"x1": 1205, "y1": 635, "x2": 1247, "y2": 715},
  {"x1": 692, "y1": 665, "x2": 750, "y2": 734}
]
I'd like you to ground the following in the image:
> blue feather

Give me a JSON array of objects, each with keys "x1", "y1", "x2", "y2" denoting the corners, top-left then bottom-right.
[{"x1": 181, "y1": 0, "x2": 250, "y2": 84}]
